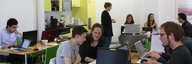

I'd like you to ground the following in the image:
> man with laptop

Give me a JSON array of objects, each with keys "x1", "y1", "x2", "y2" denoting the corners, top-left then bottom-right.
[
  {"x1": 0, "y1": 18, "x2": 22, "y2": 49},
  {"x1": 142, "y1": 22, "x2": 192, "y2": 64},
  {"x1": 0, "y1": 18, "x2": 22, "y2": 62}
]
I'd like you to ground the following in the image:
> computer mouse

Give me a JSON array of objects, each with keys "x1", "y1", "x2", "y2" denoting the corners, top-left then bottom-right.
[
  {"x1": 33, "y1": 48, "x2": 39, "y2": 51},
  {"x1": 140, "y1": 59, "x2": 148, "y2": 63}
]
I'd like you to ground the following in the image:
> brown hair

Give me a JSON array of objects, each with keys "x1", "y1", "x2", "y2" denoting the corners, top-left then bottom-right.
[
  {"x1": 72, "y1": 26, "x2": 88, "y2": 38},
  {"x1": 160, "y1": 21, "x2": 184, "y2": 41},
  {"x1": 91, "y1": 23, "x2": 103, "y2": 34},
  {"x1": 147, "y1": 13, "x2": 156, "y2": 29},
  {"x1": 124, "y1": 14, "x2": 134, "y2": 24},
  {"x1": 104, "y1": 2, "x2": 112, "y2": 8}
]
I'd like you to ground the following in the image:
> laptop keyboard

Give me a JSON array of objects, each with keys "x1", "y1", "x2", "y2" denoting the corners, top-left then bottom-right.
[{"x1": 11, "y1": 48, "x2": 26, "y2": 52}]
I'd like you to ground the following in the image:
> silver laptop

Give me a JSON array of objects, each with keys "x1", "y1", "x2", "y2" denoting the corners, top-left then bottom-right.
[
  {"x1": 134, "y1": 41, "x2": 149, "y2": 59},
  {"x1": 123, "y1": 24, "x2": 140, "y2": 33},
  {"x1": 11, "y1": 39, "x2": 31, "y2": 52}
]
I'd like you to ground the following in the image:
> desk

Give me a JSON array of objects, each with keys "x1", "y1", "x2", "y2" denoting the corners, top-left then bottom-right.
[{"x1": 0, "y1": 42, "x2": 58, "y2": 64}]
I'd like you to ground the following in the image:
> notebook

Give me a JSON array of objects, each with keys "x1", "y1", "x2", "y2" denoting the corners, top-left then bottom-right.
[
  {"x1": 123, "y1": 24, "x2": 140, "y2": 33},
  {"x1": 11, "y1": 39, "x2": 31, "y2": 52},
  {"x1": 135, "y1": 38, "x2": 164, "y2": 59},
  {"x1": 134, "y1": 41, "x2": 150, "y2": 59}
]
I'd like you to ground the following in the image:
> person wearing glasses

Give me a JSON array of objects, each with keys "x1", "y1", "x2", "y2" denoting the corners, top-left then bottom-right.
[
  {"x1": 142, "y1": 21, "x2": 192, "y2": 64},
  {"x1": 0, "y1": 18, "x2": 22, "y2": 49}
]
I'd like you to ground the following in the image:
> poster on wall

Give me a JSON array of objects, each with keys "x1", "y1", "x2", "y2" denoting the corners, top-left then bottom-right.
[{"x1": 176, "y1": 0, "x2": 192, "y2": 19}]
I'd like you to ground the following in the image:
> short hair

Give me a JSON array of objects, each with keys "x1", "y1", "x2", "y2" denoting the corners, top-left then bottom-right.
[
  {"x1": 91, "y1": 23, "x2": 103, "y2": 33},
  {"x1": 160, "y1": 21, "x2": 184, "y2": 41},
  {"x1": 104, "y1": 2, "x2": 112, "y2": 8},
  {"x1": 6, "y1": 18, "x2": 18, "y2": 28},
  {"x1": 125, "y1": 14, "x2": 135, "y2": 24},
  {"x1": 72, "y1": 26, "x2": 88, "y2": 38},
  {"x1": 178, "y1": 13, "x2": 187, "y2": 20}
]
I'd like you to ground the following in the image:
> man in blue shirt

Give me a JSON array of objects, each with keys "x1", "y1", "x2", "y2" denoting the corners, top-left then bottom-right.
[{"x1": 0, "y1": 18, "x2": 22, "y2": 49}]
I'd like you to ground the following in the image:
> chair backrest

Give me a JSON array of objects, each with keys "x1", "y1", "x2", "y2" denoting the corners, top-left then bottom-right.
[
  {"x1": 49, "y1": 57, "x2": 56, "y2": 64},
  {"x1": 44, "y1": 45, "x2": 59, "y2": 64}
]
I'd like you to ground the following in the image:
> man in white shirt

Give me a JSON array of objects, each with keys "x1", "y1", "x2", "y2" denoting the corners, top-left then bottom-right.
[{"x1": 0, "y1": 18, "x2": 22, "y2": 49}]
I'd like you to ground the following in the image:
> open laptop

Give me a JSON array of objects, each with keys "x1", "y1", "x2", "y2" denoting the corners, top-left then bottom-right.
[
  {"x1": 123, "y1": 24, "x2": 140, "y2": 34},
  {"x1": 11, "y1": 39, "x2": 31, "y2": 52},
  {"x1": 96, "y1": 47, "x2": 130, "y2": 64},
  {"x1": 134, "y1": 41, "x2": 148, "y2": 59},
  {"x1": 135, "y1": 36, "x2": 164, "y2": 59}
]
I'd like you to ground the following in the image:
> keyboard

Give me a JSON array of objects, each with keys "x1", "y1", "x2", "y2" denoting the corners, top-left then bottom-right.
[{"x1": 11, "y1": 48, "x2": 26, "y2": 52}]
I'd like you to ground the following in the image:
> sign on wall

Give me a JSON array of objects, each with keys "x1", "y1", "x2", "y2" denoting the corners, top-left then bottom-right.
[{"x1": 176, "y1": 0, "x2": 192, "y2": 19}]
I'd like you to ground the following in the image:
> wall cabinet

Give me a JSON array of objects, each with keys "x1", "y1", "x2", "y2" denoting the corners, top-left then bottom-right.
[{"x1": 72, "y1": 0, "x2": 80, "y2": 7}]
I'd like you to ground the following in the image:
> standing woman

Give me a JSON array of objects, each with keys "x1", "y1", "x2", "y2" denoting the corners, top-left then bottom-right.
[
  {"x1": 124, "y1": 14, "x2": 135, "y2": 24},
  {"x1": 79, "y1": 23, "x2": 103, "y2": 63},
  {"x1": 144, "y1": 13, "x2": 157, "y2": 30},
  {"x1": 101, "y1": 2, "x2": 116, "y2": 48}
]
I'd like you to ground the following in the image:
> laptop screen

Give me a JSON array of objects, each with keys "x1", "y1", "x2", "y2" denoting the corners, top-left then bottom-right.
[
  {"x1": 124, "y1": 24, "x2": 140, "y2": 33},
  {"x1": 22, "y1": 39, "x2": 31, "y2": 48},
  {"x1": 134, "y1": 41, "x2": 145, "y2": 58}
]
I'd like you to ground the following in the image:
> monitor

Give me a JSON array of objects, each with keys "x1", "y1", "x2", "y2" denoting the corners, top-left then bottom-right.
[
  {"x1": 96, "y1": 47, "x2": 130, "y2": 64},
  {"x1": 23, "y1": 30, "x2": 37, "y2": 46},
  {"x1": 41, "y1": 29, "x2": 59, "y2": 42}
]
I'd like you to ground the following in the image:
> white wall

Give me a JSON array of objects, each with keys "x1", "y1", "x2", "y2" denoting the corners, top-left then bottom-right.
[
  {"x1": 0, "y1": 0, "x2": 37, "y2": 32},
  {"x1": 159, "y1": 0, "x2": 177, "y2": 25},
  {"x1": 96, "y1": 0, "x2": 160, "y2": 42},
  {"x1": 96, "y1": 0, "x2": 136, "y2": 42}
]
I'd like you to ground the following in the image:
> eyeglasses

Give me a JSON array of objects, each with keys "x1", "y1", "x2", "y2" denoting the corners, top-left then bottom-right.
[{"x1": 159, "y1": 33, "x2": 166, "y2": 36}]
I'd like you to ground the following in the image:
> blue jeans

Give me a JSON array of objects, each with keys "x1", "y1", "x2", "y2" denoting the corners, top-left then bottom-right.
[{"x1": 103, "y1": 36, "x2": 112, "y2": 48}]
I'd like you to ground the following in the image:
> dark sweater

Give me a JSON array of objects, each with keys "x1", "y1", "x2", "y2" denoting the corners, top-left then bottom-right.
[
  {"x1": 158, "y1": 45, "x2": 192, "y2": 64},
  {"x1": 79, "y1": 34, "x2": 103, "y2": 63},
  {"x1": 182, "y1": 20, "x2": 192, "y2": 38},
  {"x1": 101, "y1": 10, "x2": 113, "y2": 36}
]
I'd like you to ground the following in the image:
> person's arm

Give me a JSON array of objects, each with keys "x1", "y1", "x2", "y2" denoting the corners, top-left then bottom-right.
[
  {"x1": 74, "y1": 53, "x2": 81, "y2": 64},
  {"x1": 85, "y1": 57, "x2": 95, "y2": 62},
  {"x1": 151, "y1": 23, "x2": 157, "y2": 28},
  {"x1": 143, "y1": 58, "x2": 162, "y2": 64},
  {"x1": 146, "y1": 52, "x2": 161, "y2": 60},
  {"x1": 186, "y1": 24, "x2": 192, "y2": 37},
  {"x1": 144, "y1": 22, "x2": 147, "y2": 27},
  {"x1": 64, "y1": 57, "x2": 73, "y2": 64},
  {"x1": 15, "y1": 30, "x2": 22, "y2": 41},
  {"x1": 0, "y1": 33, "x2": 14, "y2": 49}
]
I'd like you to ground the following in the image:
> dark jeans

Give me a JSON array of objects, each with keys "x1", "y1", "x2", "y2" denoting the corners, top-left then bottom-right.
[{"x1": 103, "y1": 36, "x2": 112, "y2": 48}]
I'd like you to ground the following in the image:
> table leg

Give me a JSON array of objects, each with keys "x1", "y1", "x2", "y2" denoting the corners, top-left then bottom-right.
[{"x1": 25, "y1": 54, "x2": 27, "y2": 64}]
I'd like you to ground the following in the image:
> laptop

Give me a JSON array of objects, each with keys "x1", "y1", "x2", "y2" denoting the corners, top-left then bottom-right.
[
  {"x1": 134, "y1": 41, "x2": 149, "y2": 59},
  {"x1": 11, "y1": 39, "x2": 31, "y2": 52},
  {"x1": 135, "y1": 38, "x2": 164, "y2": 59},
  {"x1": 123, "y1": 24, "x2": 140, "y2": 34},
  {"x1": 96, "y1": 47, "x2": 130, "y2": 64}
]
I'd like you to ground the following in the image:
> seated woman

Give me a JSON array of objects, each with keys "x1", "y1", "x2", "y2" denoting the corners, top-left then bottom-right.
[
  {"x1": 124, "y1": 14, "x2": 135, "y2": 24},
  {"x1": 144, "y1": 13, "x2": 157, "y2": 30},
  {"x1": 79, "y1": 23, "x2": 103, "y2": 63},
  {"x1": 121, "y1": 14, "x2": 135, "y2": 33}
]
